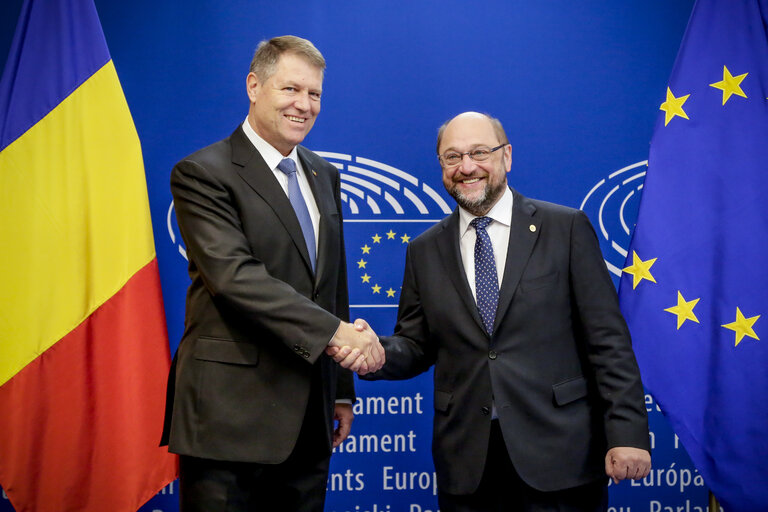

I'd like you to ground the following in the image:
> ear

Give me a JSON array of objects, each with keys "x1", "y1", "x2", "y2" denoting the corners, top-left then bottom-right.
[
  {"x1": 246, "y1": 72, "x2": 260, "y2": 103},
  {"x1": 504, "y1": 144, "x2": 512, "y2": 172}
]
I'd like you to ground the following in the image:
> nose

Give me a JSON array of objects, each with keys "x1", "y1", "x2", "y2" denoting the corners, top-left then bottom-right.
[
  {"x1": 294, "y1": 91, "x2": 310, "y2": 111},
  {"x1": 457, "y1": 153, "x2": 477, "y2": 174}
]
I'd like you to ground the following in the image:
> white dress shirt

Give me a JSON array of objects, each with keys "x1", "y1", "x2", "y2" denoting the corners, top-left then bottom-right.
[{"x1": 458, "y1": 186, "x2": 513, "y2": 301}]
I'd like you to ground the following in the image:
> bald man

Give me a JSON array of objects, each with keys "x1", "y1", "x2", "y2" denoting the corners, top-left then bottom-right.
[{"x1": 334, "y1": 112, "x2": 650, "y2": 512}]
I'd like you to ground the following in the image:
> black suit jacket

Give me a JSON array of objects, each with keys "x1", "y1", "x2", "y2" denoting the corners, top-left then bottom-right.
[
  {"x1": 161, "y1": 126, "x2": 354, "y2": 464},
  {"x1": 367, "y1": 188, "x2": 649, "y2": 494}
]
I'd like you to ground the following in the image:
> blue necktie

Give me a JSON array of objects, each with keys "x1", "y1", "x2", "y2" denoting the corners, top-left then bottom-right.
[
  {"x1": 471, "y1": 216, "x2": 499, "y2": 335},
  {"x1": 277, "y1": 158, "x2": 316, "y2": 272}
]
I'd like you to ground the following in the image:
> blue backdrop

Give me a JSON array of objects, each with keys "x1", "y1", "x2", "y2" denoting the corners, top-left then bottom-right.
[{"x1": 1, "y1": 2, "x2": 710, "y2": 511}]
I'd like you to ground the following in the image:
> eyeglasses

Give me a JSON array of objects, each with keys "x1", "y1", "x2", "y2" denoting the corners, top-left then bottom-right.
[{"x1": 438, "y1": 144, "x2": 507, "y2": 167}]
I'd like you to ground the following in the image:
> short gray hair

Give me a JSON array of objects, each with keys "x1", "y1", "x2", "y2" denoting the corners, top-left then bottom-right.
[{"x1": 249, "y1": 35, "x2": 325, "y2": 83}]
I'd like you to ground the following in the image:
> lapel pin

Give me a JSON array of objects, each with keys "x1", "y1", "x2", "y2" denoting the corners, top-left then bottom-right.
[
  {"x1": 529, "y1": 224, "x2": 536, "y2": 232},
  {"x1": 312, "y1": 169, "x2": 318, "y2": 177}
]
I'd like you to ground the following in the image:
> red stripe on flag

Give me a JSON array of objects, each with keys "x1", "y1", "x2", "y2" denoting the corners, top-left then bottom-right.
[{"x1": 0, "y1": 259, "x2": 178, "y2": 512}]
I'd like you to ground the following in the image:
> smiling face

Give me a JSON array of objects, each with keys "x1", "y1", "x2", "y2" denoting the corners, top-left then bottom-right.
[
  {"x1": 439, "y1": 113, "x2": 512, "y2": 216},
  {"x1": 246, "y1": 52, "x2": 323, "y2": 156}
]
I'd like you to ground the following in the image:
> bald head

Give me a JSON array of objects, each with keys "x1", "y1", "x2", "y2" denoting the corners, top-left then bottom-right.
[{"x1": 436, "y1": 112, "x2": 509, "y2": 155}]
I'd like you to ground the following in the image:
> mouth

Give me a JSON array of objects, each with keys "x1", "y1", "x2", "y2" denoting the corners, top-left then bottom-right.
[
  {"x1": 285, "y1": 115, "x2": 306, "y2": 124},
  {"x1": 456, "y1": 176, "x2": 485, "y2": 186}
]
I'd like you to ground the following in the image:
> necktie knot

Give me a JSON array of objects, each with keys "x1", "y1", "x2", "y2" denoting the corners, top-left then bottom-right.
[
  {"x1": 277, "y1": 157, "x2": 297, "y2": 176},
  {"x1": 471, "y1": 216, "x2": 493, "y2": 231}
]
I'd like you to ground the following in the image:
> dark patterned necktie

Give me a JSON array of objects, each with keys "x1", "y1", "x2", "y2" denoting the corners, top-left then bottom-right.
[
  {"x1": 470, "y1": 216, "x2": 499, "y2": 335},
  {"x1": 277, "y1": 158, "x2": 316, "y2": 271}
]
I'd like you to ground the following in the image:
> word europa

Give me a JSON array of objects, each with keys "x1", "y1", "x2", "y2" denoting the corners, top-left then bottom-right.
[
  {"x1": 353, "y1": 393, "x2": 425, "y2": 415},
  {"x1": 624, "y1": 464, "x2": 706, "y2": 494},
  {"x1": 383, "y1": 466, "x2": 438, "y2": 495}
]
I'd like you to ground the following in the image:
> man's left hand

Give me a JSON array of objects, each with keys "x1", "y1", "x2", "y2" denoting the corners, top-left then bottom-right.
[
  {"x1": 333, "y1": 403, "x2": 354, "y2": 447},
  {"x1": 605, "y1": 447, "x2": 651, "y2": 483}
]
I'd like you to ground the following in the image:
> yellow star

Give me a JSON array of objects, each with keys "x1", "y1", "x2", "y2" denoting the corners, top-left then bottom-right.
[
  {"x1": 386, "y1": 230, "x2": 396, "y2": 239},
  {"x1": 372, "y1": 284, "x2": 381, "y2": 294},
  {"x1": 361, "y1": 273, "x2": 371, "y2": 283},
  {"x1": 372, "y1": 234, "x2": 382, "y2": 243},
  {"x1": 659, "y1": 87, "x2": 690, "y2": 126},
  {"x1": 664, "y1": 291, "x2": 700, "y2": 329},
  {"x1": 357, "y1": 259, "x2": 367, "y2": 269},
  {"x1": 361, "y1": 244, "x2": 371, "y2": 254},
  {"x1": 709, "y1": 66, "x2": 748, "y2": 105},
  {"x1": 622, "y1": 251, "x2": 657, "y2": 289},
  {"x1": 400, "y1": 233, "x2": 411, "y2": 243},
  {"x1": 386, "y1": 288, "x2": 396, "y2": 298},
  {"x1": 722, "y1": 307, "x2": 760, "y2": 347}
]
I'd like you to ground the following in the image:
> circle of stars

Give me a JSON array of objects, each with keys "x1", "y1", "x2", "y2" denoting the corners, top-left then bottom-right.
[{"x1": 357, "y1": 229, "x2": 410, "y2": 300}]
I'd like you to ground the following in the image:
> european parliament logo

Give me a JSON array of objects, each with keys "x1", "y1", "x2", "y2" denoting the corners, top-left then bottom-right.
[
  {"x1": 579, "y1": 160, "x2": 647, "y2": 281},
  {"x1": 317, "y1": 152, "x2": 451, "y2": 308},
  {"x1": 166, "y1": 152, "x2": 453, "y2": 307}
]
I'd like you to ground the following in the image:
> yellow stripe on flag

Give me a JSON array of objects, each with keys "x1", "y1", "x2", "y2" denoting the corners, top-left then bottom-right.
[{"x1": 0, "y1": 61, "x2": 156, "y2": 386}]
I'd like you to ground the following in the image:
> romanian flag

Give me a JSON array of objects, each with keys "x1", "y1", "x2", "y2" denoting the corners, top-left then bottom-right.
[
  {"x1": 0, "y1": 0, "x2": 178, "y2": 510},
  {"x1": 619, "y1": 0, "x2": 768, "y2": 510}
]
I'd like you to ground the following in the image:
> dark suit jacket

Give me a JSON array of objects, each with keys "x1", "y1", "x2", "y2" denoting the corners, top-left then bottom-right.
[
  {"x1": 161, "y1": 126, "x2": 354, "y2": 464},
  {"x1": 367, "y1": 187, "x2": 649, "y2": 494}
]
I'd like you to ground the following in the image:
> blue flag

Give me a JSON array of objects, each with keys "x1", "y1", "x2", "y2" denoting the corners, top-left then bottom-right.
[{"x1": 618, "y1": 0, "x2": 768, "y2": 510}]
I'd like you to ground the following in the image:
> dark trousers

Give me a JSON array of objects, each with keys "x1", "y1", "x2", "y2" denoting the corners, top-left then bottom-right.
[
  {"x1": 179, "y1": 380, "x2": 331, "y2": 512},
  {"x1": 438, "y1": 421, "x2": 608, "y2": 512}
]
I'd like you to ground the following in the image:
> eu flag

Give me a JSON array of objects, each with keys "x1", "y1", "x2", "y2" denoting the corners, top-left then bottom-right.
[{"x1": 618, "y1": 0, "x2": 768, "y2": 509}]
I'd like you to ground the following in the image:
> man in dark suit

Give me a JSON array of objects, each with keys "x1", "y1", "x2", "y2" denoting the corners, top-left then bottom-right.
[
  {"x1": 332, "y1": 112, "x2": 651, "y2": 511},
  {"x1": 161, "y1": 36, "x2": 383, "y2": 512}
]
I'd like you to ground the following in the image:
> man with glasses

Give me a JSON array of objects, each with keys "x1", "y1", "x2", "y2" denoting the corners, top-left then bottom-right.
[{"x1": 332, "y1": 111, "x2": 651, "y2": 511}]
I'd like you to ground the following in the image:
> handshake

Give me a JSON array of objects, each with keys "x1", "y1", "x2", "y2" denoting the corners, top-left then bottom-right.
[{"x1": 326, "y1": 319, "x2": 384, "y2": 375}]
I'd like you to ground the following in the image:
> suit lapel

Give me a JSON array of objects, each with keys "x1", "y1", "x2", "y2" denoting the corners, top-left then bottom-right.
[
  {"x1": 435, "y1": 210, "x2": 488, "y2": 336},
  {"x1": 298, "y1": 146, "x2": 336, "y2": 286},
  {"x1": 494, "y1": 188, "x2": 540, "y2": 333},
  {"x1": 230, "y1": 127, "x2": 315, "y2": 275}
]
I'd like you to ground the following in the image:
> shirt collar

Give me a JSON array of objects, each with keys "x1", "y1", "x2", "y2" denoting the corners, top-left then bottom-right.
[
  {"x1": 241, "y1": 118, "x2": 299, "y2": 171},
  {"x1": 459, "y1": 186, "x2": 514, "y2": 238}
]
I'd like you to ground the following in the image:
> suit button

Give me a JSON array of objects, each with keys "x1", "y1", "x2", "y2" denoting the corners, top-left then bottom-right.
[
  {"x1": 481, "y1": 407, "x2": 490, "y2": 415},
  {"x1": 488, "y1": 350, "x2": 497, "y2": 360}
]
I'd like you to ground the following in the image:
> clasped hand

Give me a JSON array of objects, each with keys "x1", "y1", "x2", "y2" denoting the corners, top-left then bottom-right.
[{"x1": 327, "y1": 319, "x2": 384, "y2": 375}]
